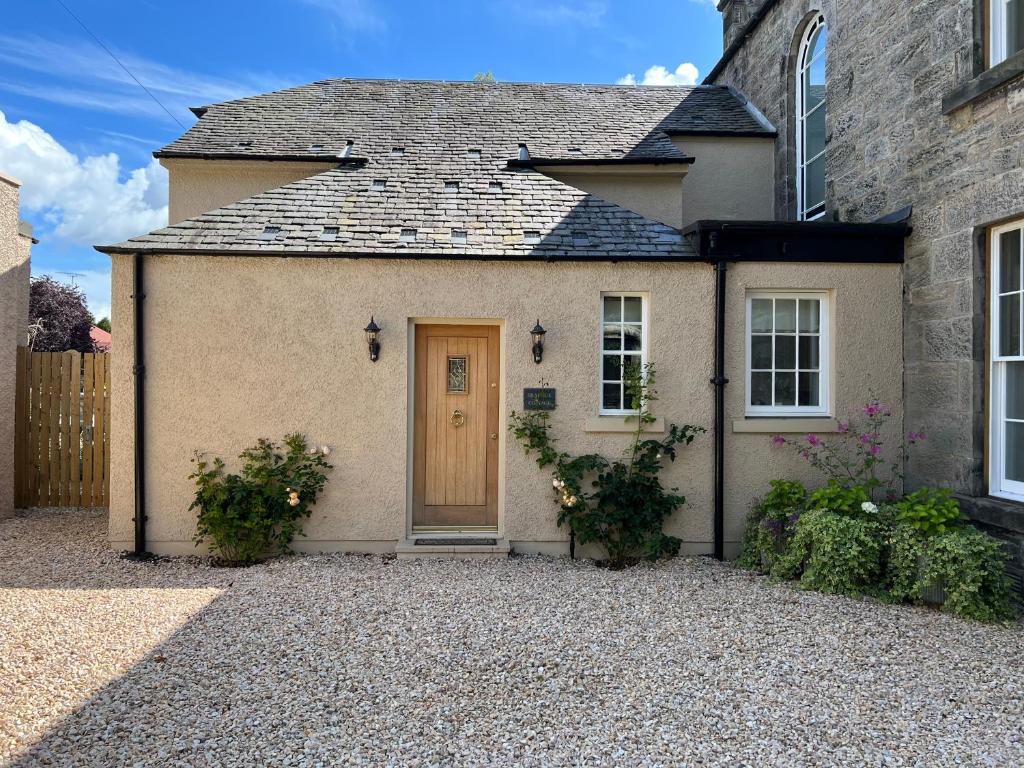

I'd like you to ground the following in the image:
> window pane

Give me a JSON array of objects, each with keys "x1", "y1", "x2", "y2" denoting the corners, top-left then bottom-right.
[
  {"x1": 603, "y1": 296, "x2": 622, "y2": 322},
  {"x1": 804, "y1": 154, "x2": 826, "y2": 213},
  {"x1": 603, "y1": 325, "x2": 621, "y2": 351},
  {"x1": 1000, "y1": 293, "x2": 1021, "y2": 356},
  {"x1": 447, "y1": 357, "x2": 467, "y2": 394},
  {"x1": 810, "y1": 24, "x2": 827, "y2": 63},
  {"x1": 1008, "y1": 361, "x2": 1024, "y2": 420},
  {"x1": 624, "y1": 386, "x2": 639, "y2": 411},
  {"x1": 603, "y1": 383, "x2": 622, "y2": 410},
  {"x1": 1008, "y1": 0, "x2": 1024, "y2": 59},
  {"x1": 804, "y1": 105, "x2": 826, "y2": 161},
  {"x1": 1001, "y1": 229, "x2": 1022, "y2": 293},
  {"x1": 798, "y1": 300, "x2": 820, "y2": 332},
  {"x1": 751, "y1": 335, "x2": 772, "y2": 369},
  {"x1": 623, "y1": 324, "x2": 643, "y2": 351},
  {"x1": 775, "y1": 300, "x2": 796, "y2": 332},
  {"x1": 1006, "y1": 422, "x2": 1024, "y2": 482},
  {"x1": 751, "y1": 299, "x2": 773, "y2": 332},
  {"x1": 751, "y1": 372, "x2": 772, "y2": 406},
  {"x1": 623, "y1": 296, "x2": 642, "y2": 322},
  {"x1": 775, "y1": 372, "x2": 796, "y2": 406},
  {"x1": 623, "y1": 354, "x2": 642, "y2": 379},
  {"x1": 799, "y1": 372, "x2": 820, "y2": 407},
  {"x1": 798, "y1": 335, "x2": 820, "y2": 369},
  {"x1": 602, "y1": 355, "x2": 622, "y2": 381},
  {"x1": 775, "y1": 335, "x2": 796, "y2": 369}
]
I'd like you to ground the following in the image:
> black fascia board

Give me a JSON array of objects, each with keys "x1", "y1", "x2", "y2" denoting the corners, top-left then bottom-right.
[
  {"x1": 682, "y1": 219, "x2": 911, "y2": 264},
  {"x1": 152, "y1": 151, "x2": 369, "y2": 164},
  {"x1": 506, "y1": 156, "x2": 695, "y2": 169}
]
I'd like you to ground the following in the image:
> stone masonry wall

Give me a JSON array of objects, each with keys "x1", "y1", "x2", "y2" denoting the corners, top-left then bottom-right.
[{"x1": 709, "y1": 0, "x2": 1024, "y2": 587}]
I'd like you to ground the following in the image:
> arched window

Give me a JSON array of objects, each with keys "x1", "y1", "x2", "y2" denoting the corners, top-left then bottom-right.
[{"x1": 796, "y1": 14, "x2": 827, "y2": 221}]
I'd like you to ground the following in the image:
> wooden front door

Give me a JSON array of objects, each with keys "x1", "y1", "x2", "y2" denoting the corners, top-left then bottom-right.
[{"x1": 413, "y1": 324, "x2": 500, "y2": 530}]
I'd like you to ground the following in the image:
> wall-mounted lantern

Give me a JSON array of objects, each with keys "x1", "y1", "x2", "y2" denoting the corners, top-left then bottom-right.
[
  {"x1": 531, "y1": 319, "x2": 546, "y2": 364},
  {"x1": 364, "y1": 316, "x2": 381, "y2": 362}
]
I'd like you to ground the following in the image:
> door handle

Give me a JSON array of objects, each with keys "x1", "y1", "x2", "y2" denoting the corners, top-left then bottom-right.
[{"x1": 450, "y1": 409, "x2": 466, "y2": 427}]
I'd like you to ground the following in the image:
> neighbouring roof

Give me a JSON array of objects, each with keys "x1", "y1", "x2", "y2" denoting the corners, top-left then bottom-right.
[
  {"x1": 102, "y1": 79, "x2": 775, "y2": 260},
  {"x1": 90, "y1": 326, "x2": 112, "y2": 352}
]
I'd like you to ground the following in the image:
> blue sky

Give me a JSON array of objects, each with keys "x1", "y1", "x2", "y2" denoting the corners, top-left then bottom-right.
[{"x1": 0, "y1": 0, "x2": 725, "y2": 322}]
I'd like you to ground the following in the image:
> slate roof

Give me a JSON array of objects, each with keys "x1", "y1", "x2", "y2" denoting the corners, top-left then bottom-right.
[
  {"x1": 157, "y1": 79, "x2": 775, "y2": 162},
  {"x1": 102, "y1": 79, "x2": 774, "y2": 260}
]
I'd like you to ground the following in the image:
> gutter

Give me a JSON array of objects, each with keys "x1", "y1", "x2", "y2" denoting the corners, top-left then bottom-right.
[
  {"x1": 506, "y1": 156, "x2": 695, "y2": 168},
  {"x1": 153, "y1": 151, "x2": 369, "y2": 164},
  {"x1": 711, "y1": 259, "x2": 728, "y2": 560}
]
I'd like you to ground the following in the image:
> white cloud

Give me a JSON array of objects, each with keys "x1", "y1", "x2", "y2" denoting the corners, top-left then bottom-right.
[
  {"x1": 295, "y1": 0, "x2": 387, "y2": 32},
  {"x1": 617, "y1": 62, "x2": 700, "y2": 86},
  {"x1": 0, "y1": 110, "x2": 168, "y2": 246}
]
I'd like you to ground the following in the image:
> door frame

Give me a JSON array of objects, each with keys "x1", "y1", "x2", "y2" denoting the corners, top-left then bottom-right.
[{"x1": 406, "y1": 318, "x2": 505, "y2": 536}]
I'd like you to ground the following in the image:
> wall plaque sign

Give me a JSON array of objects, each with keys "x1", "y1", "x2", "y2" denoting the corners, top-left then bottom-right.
[{"x1": 523, "y1": 388, "x2": 557, "y2": 411}]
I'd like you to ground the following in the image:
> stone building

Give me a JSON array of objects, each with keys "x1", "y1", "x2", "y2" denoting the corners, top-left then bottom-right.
[
  {"x1": 709, "y1": 0, "x2": 1024, "y2": 589},
  {"x1": 0, "y1": 172, "x2": 33, "y2": 519}
]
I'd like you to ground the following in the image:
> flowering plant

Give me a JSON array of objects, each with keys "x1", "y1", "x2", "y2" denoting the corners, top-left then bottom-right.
[
  {"x1": 510, "y1": 363, "x2": 703, "y2": 567},
  {"x1": 770, "y1": 398, "x2": 924, "y2": 501}
]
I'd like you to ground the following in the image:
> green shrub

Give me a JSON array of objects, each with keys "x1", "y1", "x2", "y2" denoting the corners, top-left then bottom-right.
[
  {"x1": 893, "y1": 488, "x2": 963, "y2": 537},
  {"x1": 889, "y1": 524, "x2": 1014, "y2": 622},
  {"x1": 738, "y1": 480, "x2": 806, "y2": 572},
  {"x1": 190, "y1": 434, "x2": 332, "y2": 565},
  {"x1": 510, "y1": 363, "x2": 703, "y2": 568},
  {"x1": 774, "y1": 508, "x2": 885, "y2": 595},
  {"x1": 807, "y1": 481, "x2": 871, "y2": 517}
]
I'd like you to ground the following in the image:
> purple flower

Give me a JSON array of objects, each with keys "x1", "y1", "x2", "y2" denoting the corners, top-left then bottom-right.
[
  {"x1": 770, "y1": 435, "x2": 786, "y2": 448},
  {"x1": 869, "y1": 444, "x2": 882, "y2": 456},
  {"x1": 859, "y1": 433, "x2": 873, "y2": 444},
  {"x1": 863, "y1": 401, "x2": 884, "y2": 417},
  {"x1": 907, "y1": 431, "x2": 926, "y2": 443},
  {"x1": 807, "y1": 434, "x2": 821, "y2": 447},
  {"x1": 837, "y1": 420, "x2": 850, "y2": 434}
]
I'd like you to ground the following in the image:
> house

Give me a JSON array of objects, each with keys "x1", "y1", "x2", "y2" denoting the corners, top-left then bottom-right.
[
  {"x1": 90, "y1": 325, "x2": 112, "y2": 353},
  {"x1": 0, "y1": 171, "x2": 33, "y2": 520},
  {"x1": 707, "y1": 0, "x2": 1024, "y2": 591},
  {"x1": 98, "y1": 79, "x2": 908, "y2": 558}
]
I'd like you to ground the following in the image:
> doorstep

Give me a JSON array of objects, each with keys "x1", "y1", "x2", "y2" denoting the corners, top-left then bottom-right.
[{"x1": 395, "y1": 536, "x2": 511, "y2": 560}]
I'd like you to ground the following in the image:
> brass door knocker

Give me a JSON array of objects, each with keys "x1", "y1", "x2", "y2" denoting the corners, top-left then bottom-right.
[{"x1": 450, "y1": 409, "x2": 466, "y2": 427}]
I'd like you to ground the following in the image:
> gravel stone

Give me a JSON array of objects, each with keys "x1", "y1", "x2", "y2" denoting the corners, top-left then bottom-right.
[{"x1": 2, "y1": 509, "x2": 1023, "y2": 767}]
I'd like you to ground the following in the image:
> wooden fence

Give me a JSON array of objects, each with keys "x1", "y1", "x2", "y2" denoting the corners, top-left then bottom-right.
[{"x1": 14, "y1": 349, "x2": 110, "y2": 508}]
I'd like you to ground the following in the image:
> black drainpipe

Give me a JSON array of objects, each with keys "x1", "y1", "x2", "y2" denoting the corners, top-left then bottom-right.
[
  {"x1": 132, "y1": 252, "x2": 148, "y2": 556},
  {"x1": 711, "y1": 257, "x2": 728, "y2": 561}
]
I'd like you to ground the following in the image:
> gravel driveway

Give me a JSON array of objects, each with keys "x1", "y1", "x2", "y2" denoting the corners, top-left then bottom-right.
[{"x1": 1, "y1": 509, "x2": 1022, "y2": 767}]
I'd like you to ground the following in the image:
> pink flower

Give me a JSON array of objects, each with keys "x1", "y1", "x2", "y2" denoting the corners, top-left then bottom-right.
[
  {"x1": 907, "y1": 431, "x2": 926, "y2": 443},
  {"x1": 859, "y1": 433, "x2": 873, "y2": 444},
  {"x1": 837, "y1": 420, "x2": 850, "y2": 434},
  {"x1": 863, "y1": 401, "x2": 884, "y2": 417},
  {"x1": 771, "y1": 435, "x2": 786, "y2": 448},
  {"x1": 869, "y1": 444, "x2": 882, "y2": 456},
  {"x1": 807, "y1": 434, "x2": 821, "y2": 447}
]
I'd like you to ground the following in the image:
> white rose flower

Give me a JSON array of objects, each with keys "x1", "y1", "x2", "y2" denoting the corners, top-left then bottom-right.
[
  {"x1": 861, "y1": 501, "x2": 878, "y2": 514},
  {"x1": 552, "y1": 478, "x2": 560, "y2": 488},
  {"x1": 321, "y1": 446, "x2": 331, "y2": 456},
  {"x1": 288, "y1": 497, "x2": 300, "y2": 507}
]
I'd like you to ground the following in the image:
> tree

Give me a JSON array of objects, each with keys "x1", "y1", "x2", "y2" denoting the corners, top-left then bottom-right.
[
  {"x1": 95, "y1": 317, "x2": 111, "y2": 333},
  {"x1": 473, "y1": 71, "x2": 496, "y2": 82},
  {"x1": 28, "y1": 276, "x2": 96, "y2": 353}
]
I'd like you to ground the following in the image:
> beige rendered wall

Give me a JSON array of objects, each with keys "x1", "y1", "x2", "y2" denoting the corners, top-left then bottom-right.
[
  {"x1": 0, "y1": 173, "x2": 32, "y2": 518},
  {"x1": 671, "y1": 136, "x2": 775, "y2": 224},
  {"x1": 109, "y1": 254, "x2": 902, "y2": 558},
  {"x1": 543, "y1": 172, "x2": 685, "y2": 229},
  {"x1": 163, "y1": 159, "x2": 340, "y2": 223}
]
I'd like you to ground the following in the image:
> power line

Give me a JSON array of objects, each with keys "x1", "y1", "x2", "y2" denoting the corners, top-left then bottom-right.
[{"x1": 52, "y1": 0, "x2": 186, "y2": 129}]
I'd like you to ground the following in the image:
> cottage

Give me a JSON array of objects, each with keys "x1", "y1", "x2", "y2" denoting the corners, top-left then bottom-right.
[{"x1": 99, "y1": 79, "x2": 907, "y2": 558}]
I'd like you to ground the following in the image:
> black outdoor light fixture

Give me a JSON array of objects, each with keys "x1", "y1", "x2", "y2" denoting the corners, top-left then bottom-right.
[
  {"x1": 364, "y1": 316, "x2": 381, "y2": 362},
  {"x1": 531, "y1": 319, "x2": 546, "y2": 364}
]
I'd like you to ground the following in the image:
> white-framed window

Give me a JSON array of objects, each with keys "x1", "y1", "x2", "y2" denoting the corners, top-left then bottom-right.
[
  {"x1": 989, "y1": 219, "x2": 1024, "y2": 500},
  {"x1": 796, "y1": 14, "x2": 827, "y2": 221},
  {"x1": 990, "y1": 0, "x2": 1024, "y2": 67},
  {"x1": 600, "y1": 293, "x2": 648, "y2": 415},
  {"x1": 746, "y1": 292, "x2": 830, "y2": 416}
]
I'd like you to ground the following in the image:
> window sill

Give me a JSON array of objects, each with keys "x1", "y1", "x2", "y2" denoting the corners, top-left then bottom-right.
[
  {"x1": 584, "y1": 416, "x2": 665, "y2": 434},
  {"x1": 956, "y1": 494, "x2": 1024, "y2": 535},
  {"x1": 732, "y1": 417, "x2": 838, "y2": 434},
  {"x1": 942, "y1": 50, "x2": 1024, "y2": 115}
]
